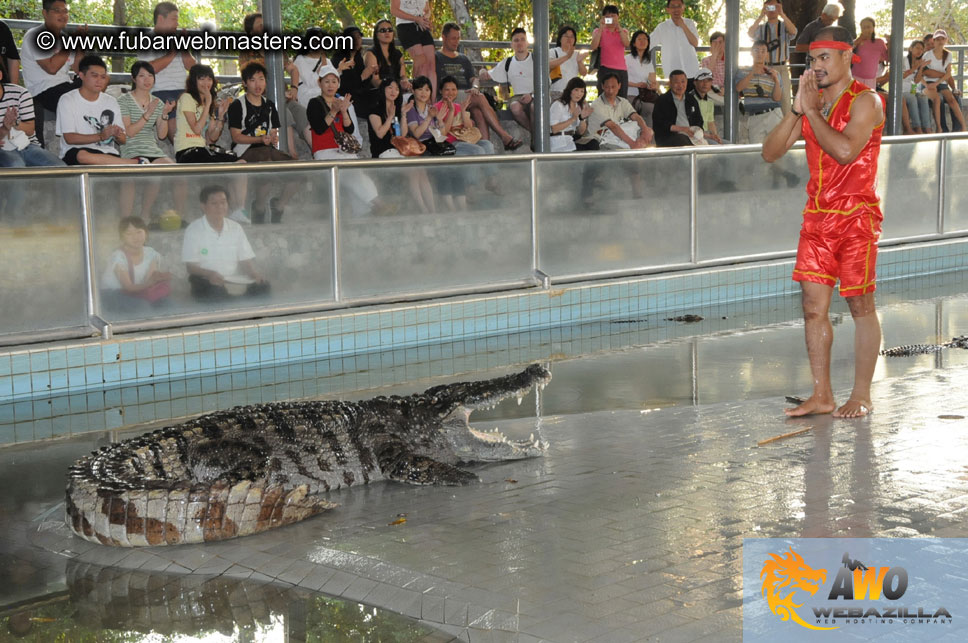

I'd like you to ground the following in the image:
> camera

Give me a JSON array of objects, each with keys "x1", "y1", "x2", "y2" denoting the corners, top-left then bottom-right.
[
  {"x1": 604, "y1": 17, "x2": 614, "y2": 24},
  {"x1": 766, "y1": 4, "x2": 776, "y2": 10}
]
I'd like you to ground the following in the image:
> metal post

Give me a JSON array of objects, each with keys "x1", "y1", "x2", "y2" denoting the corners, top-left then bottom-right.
[
  {"x1": 262, "y1": 0, "x2": 289, "y2": 154},
  {"x1": 937, "y1": 139, "x2": 947, "y2": 235},
  {"x1": 959, "y1": 49, "x2": 966, "y2": 95},
  {"x1": 330, "y1": 166, "x2": 342, "y2": 302},
  {"x1": 532, "y1": 0, "x2": 551, "y2": 153},
  {"x1": 689, "y1": 152, "x2": 698, "y2": 263},
  {"x1": 80, "y1": 174, "x2": 110, "y2": 338},
  {"x1": 724, "y1": 0, "x2": 740, "y2": 143},
  {"x1": 886, "y1": 0, "x2": 905, "y2": 135}
]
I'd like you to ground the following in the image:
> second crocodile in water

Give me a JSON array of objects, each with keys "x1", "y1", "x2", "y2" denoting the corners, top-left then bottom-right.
[{"x1": 66, "y1": 365, "x2": 551, "y2": 547}]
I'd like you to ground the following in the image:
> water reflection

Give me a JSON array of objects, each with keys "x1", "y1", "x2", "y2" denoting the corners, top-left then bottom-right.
[{"x1": 1, "y1": 561, "x2": 454, "y2": 642}]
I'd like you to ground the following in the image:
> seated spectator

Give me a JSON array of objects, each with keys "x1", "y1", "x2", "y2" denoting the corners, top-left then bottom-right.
[
  {"x1": 436, "y1": 22, "x2": 522, "y2": 150},
  {"x1": 0, "y1": 58, "x2": 64, "y2": 168},
  {"x1": 700, "y1": 31, "x2": 726, "y2": 106},
  {"x1": 652, "y1": 69, "x2": 704, "y2": 147},
  {"x1": 20, "y1": 0, "x2": 83, "y2": 146},
  {"x1": 436, "y1": 76, "x2": 495, "y2": 156},
  {"x1": 549, "y1": 77, "x2": 596, "y2": 153},
  {"x1": 479, "y1": 28, "x2": 535, "y2": 143},
  {"x1": 550, "y1": 25, "x2": 587, "y2": 100},
  {"x1": 590, "y1": 5, "x2": 630, "y2": 98},
  {"x1": 227, "y1": 62, "x2": 300, "y2": 224},
  {"x1": 408, "y1": 75, "x2": 460, "y2": 209},
  {"x1": 902, "y1": 40, "x2": 932, "y2": 134},
  {"x1": 626, "y1": 30, "x2": 659, "y2": 127},
  {"x1": 56, "y1": 55, "x2": 144, "y2": 166},
  {"x1": 1, "y1": 19, "x2": 20, "y2": 85},
  {"x1": 241, "y1": 13, "x2": 312, "y2": 154},
  {"x1": 922, "y1": 30, "x2": 966, "y2": 133},
  {"x1": 333, "y1": 26, "x2": 376, "y2": 118},
  {"x1": 183, "y1": 184, "x2": 269, "y2": 301},
  {"x1": 139, "y1": 3, "x2": 196, "y2": 107},
  {"x1": 735, "y1": 41, "x2": 782, "y2": 144},
  {"x1": 310, "y1": 65, "x2": 391, "y2": 215},
  {"x1": 118, "y1": 61, "x2": 180, "y2": 222},
  {"x1": 101, "y1": 216, "x2": 172, "y2": 312},
  {"x1": 579, "y1": 72, "x2": 653, "y2": 150},
  {"x1": 690, "y1": 69, "x2": 724, "y2": 143},
  {"x1": 368, "y1": 77, "x2": 408, "y2": 158},
  {"x1": 174, "y1": 65, "x2": 248, "y2": 221},
  {"x1": 365, "y1": 20, "x2": 411, "y2": 93}
]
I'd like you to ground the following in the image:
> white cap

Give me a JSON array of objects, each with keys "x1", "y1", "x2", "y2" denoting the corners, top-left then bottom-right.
[{"x1": 317, "y1": 63, "x2": 340, "y2": 80}]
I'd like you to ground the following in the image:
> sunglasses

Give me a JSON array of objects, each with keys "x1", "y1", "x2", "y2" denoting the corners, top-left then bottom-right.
[{"x1": 378, "y1": 27, "x2": 395, "y2": 34}]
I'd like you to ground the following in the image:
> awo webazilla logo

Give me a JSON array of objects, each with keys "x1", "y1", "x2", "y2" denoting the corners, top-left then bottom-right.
[{"x1": 759, "y1": 548, "x2": 953, "y2": 631}]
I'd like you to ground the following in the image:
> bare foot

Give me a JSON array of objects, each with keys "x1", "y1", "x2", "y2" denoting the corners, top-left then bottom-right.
[
  {"x1": 833, "y1": 399, "x2": 872, "y2": 418},
  {"x1": 785, "y1": 396, "x2": 836, "y2": 417}
]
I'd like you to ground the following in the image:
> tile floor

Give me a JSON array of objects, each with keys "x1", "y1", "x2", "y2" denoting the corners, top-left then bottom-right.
[{"x1": 3, "y1": 358, "x2": 968, "y2": 641}]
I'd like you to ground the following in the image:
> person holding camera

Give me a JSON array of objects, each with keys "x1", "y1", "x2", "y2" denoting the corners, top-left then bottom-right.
[
  {"x1": 590, "y1": 5, "x2": 630, "y2": 98},
  {"x1": 651, "y1": 0, "x2": 700, "y2": 84},
  {"x1": 735, "y1": 40, "x2": 782, "y2": 144},
  {"x1": 747, "y1": 0, "x2": 797, "y2": 115}
]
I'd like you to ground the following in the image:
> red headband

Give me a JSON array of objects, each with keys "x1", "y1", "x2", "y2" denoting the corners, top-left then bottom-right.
[{"x1": 810, "y1": 40, "x2": 861, "y2": 64}]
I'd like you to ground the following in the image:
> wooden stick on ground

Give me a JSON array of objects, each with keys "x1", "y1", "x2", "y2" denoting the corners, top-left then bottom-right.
[{"x1": 757, "y1": 426, "x2": 813, "y2": 446}]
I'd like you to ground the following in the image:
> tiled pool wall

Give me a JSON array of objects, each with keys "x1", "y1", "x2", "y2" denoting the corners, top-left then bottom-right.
[{"x1": 0, "y1": 237, "x2": 966, "y2": 441}]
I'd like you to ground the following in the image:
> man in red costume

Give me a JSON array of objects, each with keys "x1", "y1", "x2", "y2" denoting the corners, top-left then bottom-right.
[{"x1": 762, "y1": 26, "x2": 885, "y2": 418}]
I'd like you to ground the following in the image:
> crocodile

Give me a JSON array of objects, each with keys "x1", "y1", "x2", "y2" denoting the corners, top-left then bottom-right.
[
  {"x1": 65, "y1": 364, "x2": 551, "y2": 547},
  {"x1": 880, "y1": 335, "x2": 968, "y2": 357}
]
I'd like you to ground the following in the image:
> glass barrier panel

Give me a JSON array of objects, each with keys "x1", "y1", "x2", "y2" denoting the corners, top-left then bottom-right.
[
  {"x1": 877, "y1": 140, "x2": 939, "y2": 240},
  {"x1": 696, "y1": 148, "x2": 805, "y2": 261},
  {"x1": 338, "y1": 159, "x2": 533, "y2": 299},
  {"x1": 944, "y1": 138, "x2": 968, "y2": 233},
  {"x1": 536, "y1": 153, "x2": 691, "y2": 276},
  {"x1": 89, "y1": 168, "x2": 334, "y2": 324},
  {"x1": 0, "y1": 175, "x2": 87, "y2": 336}
]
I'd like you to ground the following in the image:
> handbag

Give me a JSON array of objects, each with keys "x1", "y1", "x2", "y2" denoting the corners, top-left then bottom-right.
[
  {"x1": 424, "y1": 138, "x2": 456, "y2": 156},
  {"x1": 598, "y1": 119, "x2": 641, "y2": 149},
  {"x1": 550, "y1": 47, "x2": 563, "y2": 81},
  {"x1": 331, "y1": 118, "x2": 362, "y2": 154},
  {"x1": 450, "y1": 126, "x2": 482, "y2": 144},
  {"x1": 633, "y1": 87, "x2": 660, "y2": 105},
  {"x1": 391, "y1": 135, "x2": 426, "y2": 156}
]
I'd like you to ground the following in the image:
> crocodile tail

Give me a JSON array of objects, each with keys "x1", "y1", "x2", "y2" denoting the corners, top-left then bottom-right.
[{"x1": 66, "y1": 477, "x2": 337, "y2": 547}]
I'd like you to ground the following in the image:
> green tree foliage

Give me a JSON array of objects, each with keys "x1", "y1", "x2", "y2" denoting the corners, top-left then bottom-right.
[{"x1": 874, "y1": 0, "x2": 968, "y2": 43}]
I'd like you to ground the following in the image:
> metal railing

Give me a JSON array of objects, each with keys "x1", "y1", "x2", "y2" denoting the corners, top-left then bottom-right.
[{"x1": 2, "y1": 132, "x2": 967, "y2": 347}]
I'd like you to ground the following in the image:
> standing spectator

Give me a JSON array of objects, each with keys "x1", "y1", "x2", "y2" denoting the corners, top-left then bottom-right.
[
  {"x1": 691, "y1": 69, "x2": 723, "y2": 143},
  {"x1": 174, "y1": 64, "x2": 248, "y2": 221},
  {"x1": 651, "y1": 0, "x2": 700, "y2": 82},
  {"x1": 922, "y1": 30, "x2": 966, "y2": 133},
  {"x1": 747, "y1": 1, "x2": 797, "y2": 114},
  {"x1": 118, "y1": 61, "x2": 178, "y2": 222},
  {"x1": 435, "y1": 23, "x2": 522, "y2": 151},
  {"x1": 0, "y1": 58, "x2": 64, "y2": 168},
  {"x1": 183, "y1": 185, "x2": 269, "y2": 302},
  {"x1": 56, "y1": 55, "x2": 143, "y2": 166},
  {"x1": 101, "y1": 216, "x2": 172, "y2": 313},
  {"x1": 796, "y1": 4, "x2": 841, "y2": 54},
  {"x1": 0, "y1": 19, "x2": 20, "y2": 85},
  {"x1": 902, "y1": 41, "x2": 932, "y2": 134},
  {"x1": 625, "y1": 30, "x2": 659, "y2": 127},
  {"x1": 652, "y1": 69, "x2": 703, "y2": 147},
  {"x1": 391, "y1": 0, "x2": 436, "y2": 98},
  {"x1": 580, "y1": 73, "x2": 652, "y2": 150},
  {"x1": 550, "y1": 26, "x2": 587, "y2": 100},
  {"x1": 139, "y1": 3, "x2": 196, "y2": 106},
  {"x1": 20, "y1": 0, "x2": 83, "y2": 146},
  {"x1": 333, "y1": 27, "x2": 377, "y2": 118},
  {"x1": 365, "y1": 20, "x2": 410, "y2": 93},
  {"x1": 479, "y1": 28, "x2": 534, "y2": 143},
  {"x1": 227, "y1": 62, "x2": 301, "y2": 224},
  {"x1": 590, "y1": 6, "x2": 630, "y2": 98},
  {"x1": 735, "y1": 41, "x2": 782, "y2": 144},
  {"x1": 700, "y1": 31, "x2": 725, "y2": 106},
  {"x1": 851, "y1": 18, "x2": 887, "y2": 90}
]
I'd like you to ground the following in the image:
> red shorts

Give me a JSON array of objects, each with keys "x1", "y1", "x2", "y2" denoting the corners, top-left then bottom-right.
[{"x1": 793, "y1": 231, "x2": 878, "y2": 296}]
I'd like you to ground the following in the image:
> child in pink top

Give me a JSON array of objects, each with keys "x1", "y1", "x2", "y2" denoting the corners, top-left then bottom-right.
[{"x1": 851, "y1": 18, "x2": 888, "y2": 89}]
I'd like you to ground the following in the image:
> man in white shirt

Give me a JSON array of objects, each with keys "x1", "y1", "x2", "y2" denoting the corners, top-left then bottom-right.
[
  {"x1": 651, "y1": 0, "x2": 700, "y2": 82},
  {"x1": 183, "y1": 185, "x2": 270, "y2": 301},
  {"x1": 479, "y1": 28, "x2": 534, "y2": 140},
  {"x1": 20, "y1": 0, "x2": 83, "y2": 146},
  {"x1": 56, "y1": 55, "x2": 143, "y2": 166}
]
